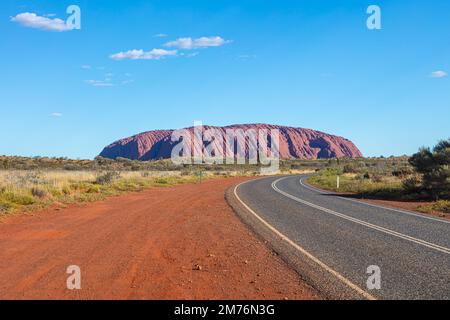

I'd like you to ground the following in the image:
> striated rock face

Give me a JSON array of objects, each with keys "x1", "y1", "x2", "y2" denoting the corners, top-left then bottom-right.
[{"x1": 99, "y1": 124, "x2": 363, "y2": 160}]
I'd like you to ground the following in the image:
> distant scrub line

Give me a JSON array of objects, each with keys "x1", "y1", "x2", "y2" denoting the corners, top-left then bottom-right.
[
  {"x1": 0, "y1": 156, "x2": 327, "y2": 217},
  {"x1": 0, "y1": 155, "x2": 329, "y2": 172}
]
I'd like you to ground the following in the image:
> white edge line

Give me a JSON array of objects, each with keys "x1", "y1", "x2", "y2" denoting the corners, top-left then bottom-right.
[
  {"x1": 299, "y1": 177, "x2": 450, "y2": 225},
  {"x1": 273, "y1": 178, "x2": 450, "y2": 255},
  {"x1": 233, "y1": 180, "x2": 377, "y2": 301}
]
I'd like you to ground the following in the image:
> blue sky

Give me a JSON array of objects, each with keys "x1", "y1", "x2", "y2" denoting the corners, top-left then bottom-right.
[{"x1": 1, "y1": 0, "x2": 449, "y2": 159}]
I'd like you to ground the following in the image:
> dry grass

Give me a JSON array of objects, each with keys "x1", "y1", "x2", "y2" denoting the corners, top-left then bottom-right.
[
  {"x1": 308, "y1": 168, "x2": 404, "y2": 199},
  {"x1": 0, "y1": 170, "x2": 212, "y2": 217},
  {"x1": 0, "y1": 168, "x2": 274, "y2": 218},
  {"x1": 417, "y1": 200, "x2": 450, "y2": 214},
  {"x1": 0, "y1": 156, "x2": 367, "y2": 218}
]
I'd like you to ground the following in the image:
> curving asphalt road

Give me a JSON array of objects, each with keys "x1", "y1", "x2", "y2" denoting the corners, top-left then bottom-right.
[{"x1": 231, "y1": 174, "x2": 450, "y2": 300}]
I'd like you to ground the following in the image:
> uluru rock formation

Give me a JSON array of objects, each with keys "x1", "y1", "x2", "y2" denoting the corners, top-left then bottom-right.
[{"x1": 99, "y1": 124, "x2": 363, "y2": 160}]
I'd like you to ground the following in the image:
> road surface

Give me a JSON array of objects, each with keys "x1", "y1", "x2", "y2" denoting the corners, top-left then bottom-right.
[{"x1": 232, "y1": 174, "x2": 450, "y2": 300}]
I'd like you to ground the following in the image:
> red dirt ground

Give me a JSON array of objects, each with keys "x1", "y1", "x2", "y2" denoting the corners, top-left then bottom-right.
[{"x1": 0, "y1": 177, "x2": 319, "y2": 300}]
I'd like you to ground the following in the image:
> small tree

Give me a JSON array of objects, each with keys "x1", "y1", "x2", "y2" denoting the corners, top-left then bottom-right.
[{"x1": 409, "y1": 139, "x2": 450, "y2": 199}]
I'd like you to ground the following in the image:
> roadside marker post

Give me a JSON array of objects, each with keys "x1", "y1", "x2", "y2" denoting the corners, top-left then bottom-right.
[{"x1": 337, "y1": 176, "x2": 340, "y2": 189}]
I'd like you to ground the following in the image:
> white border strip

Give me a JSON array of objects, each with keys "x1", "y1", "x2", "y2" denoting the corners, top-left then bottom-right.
[{"x1": 233, "y1": 180, "x2": 377, "y2": 300}]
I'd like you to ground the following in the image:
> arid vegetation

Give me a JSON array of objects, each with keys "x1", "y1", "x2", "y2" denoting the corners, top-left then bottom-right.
[
  {"x1": 0, "y1": 155, "x2": 326, "y2": 173},
  {"x1": 0, "y1": 170, "x2": 201, "y2": 216},
  {"x1": 0, "y1": 155, "x2": 323, "y2": 217},
  {"x1": 308, "y1": 157, "x2": 409, "y2": 199},
  {"x1": 309, "y1": 139, "x2": 450, "y2": 215}
]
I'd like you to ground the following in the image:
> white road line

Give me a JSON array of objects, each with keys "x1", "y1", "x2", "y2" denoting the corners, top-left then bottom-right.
[
  {"x1": 233, "y1": 180, "x2": 377, "y2": 301},
  {"x1": 299, "y1": 177, "x2": 450, "y2": 225},
  {"x1": 272, "y1": 177, "x2": 450, "y2": 255}
]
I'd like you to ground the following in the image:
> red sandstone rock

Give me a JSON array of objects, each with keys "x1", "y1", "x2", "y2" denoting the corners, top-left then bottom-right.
[{"x1": 99, "y1": 124, "x2": 363, "y2": 160}]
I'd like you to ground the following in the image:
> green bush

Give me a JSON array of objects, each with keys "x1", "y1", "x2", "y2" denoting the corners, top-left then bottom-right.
[
  {"x1": 409, "y1": 139, "x2": 450, "y2": 199},
  {"x1": 402, "y1": 176, "x2": 422, "y2": 193}
]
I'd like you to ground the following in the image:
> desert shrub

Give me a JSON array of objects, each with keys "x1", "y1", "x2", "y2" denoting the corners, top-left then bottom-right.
[
  {"x1": 343, "y1": 163, "x2": 358, "y2": 173},
  {"x1": 48, "y1": 188, "x2": 63, "y2": 197},
  {"x1": 13, "y1": 172, "x2": 44, "y2": 187},
  {"x1": 0, "y1": 201, "x2": 13, "y2": 212},
  {"x1": 96, "y1": 171, "x2": 121, "y2": 185},
  {"x1": 154, "y1": 177, "x2": 168, "y2": 184},
  {"x1": 112, "y1": 180, "x2": 142, "y2": 192},
  {"x1": 31, "y1": 187, "x2": 47, "y2": 199},
  {"x1": 87, "y1": 185, "x2": 101, "y2": 193},
  {"x1": 418, "y1": 200, "x2": 450, "y2": 214},
  {"x1": 409, "y1": 139, "x2": 450, "y2": 199},
  {"x1": 371, "y1": 173, "x2": 383, "y2": 183},
  {"x1": 62, "y1": 185, "x2": 71, "y2": 195},
  {"x1": 402, "y1": 176, "x2": 422, "y2": 194},
  {"x1": 392, "y1": 167, "x2": 414, "y2": 178},
  {"x1": 432, "y1": 200, "x2": 450, "y2": 213},
  {"x1": 3, "y1": 192, "x2": 35, "y2": 206},
  {"x1": 321, "y1": 167, "x2": 343, "y2": 176},
  {"x1": 62, "y1": 164, "x2": 79, "y2": 171},
  {"x1": 131, "y1": 165, "x2": 141, "y2": 171}
]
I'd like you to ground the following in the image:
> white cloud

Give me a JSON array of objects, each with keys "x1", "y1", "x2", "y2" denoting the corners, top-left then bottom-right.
[
  {"x1": 154, "y1": 33, "x2": 168, "y2": 38},
  {"x1": 85, "y1": 80, "x2": 114, "y2": 87},
  {"x1": 165, "y1": 36, "x2": 231, "y2": 49},
  {"x1": 179, "y1": 52, "x2": 200, "y2": 58},
  {"x1": 11, "y1": 12, "x2": 71, "y2": 32},
  {"x1": 50, "y1": 112, "x2": 63, "y2": 117},
  {"x1": 238, "y1": 54, "x2": 256, "y2": 60},
  {"x1": 85, "y1": 73, "x2": 134, "y2": 87},
  {"x1": 430, "y1": 70, "x2": 447, "y2": 78},
  {"x1": 81, "y1": 65, "x2": 91, "y2": 69},
  {"x1": 121, "y1": 79, "x2": 134, "y2": 85},
  {"x1": 110, "y1": 49, "x2": 177, "y2": 60}
]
